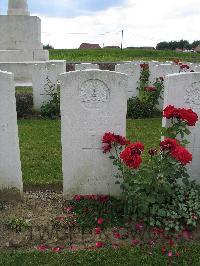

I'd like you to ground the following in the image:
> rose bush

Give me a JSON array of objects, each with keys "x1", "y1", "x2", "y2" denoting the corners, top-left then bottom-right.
[
  {"x1": 103, "y1": 105, "x2": 200, "y2": 231},
  {"x1": 127, "y1": 63, "x2": 164, "y2": 119}
]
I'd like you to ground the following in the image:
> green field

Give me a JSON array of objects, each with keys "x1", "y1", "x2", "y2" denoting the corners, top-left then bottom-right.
[
  {"x1": 18, "y1": 118, "x2": 162, "y2": 185},
  {"x1": 1, "y1": 246, "x2": 200, "y2": 266},
  {"x1": 15, "y1": 87, "x2": 33, "y2": 94},
  {"x1": 49, "y1": 48, "x2": 200, "y2": 62}
]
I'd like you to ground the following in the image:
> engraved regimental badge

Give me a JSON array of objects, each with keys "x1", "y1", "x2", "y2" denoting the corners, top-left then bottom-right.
[{"x1": 79, "y1": 79, "x2": 110, "y2": 109}]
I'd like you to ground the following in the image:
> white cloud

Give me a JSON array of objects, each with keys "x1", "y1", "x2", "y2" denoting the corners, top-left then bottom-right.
[{"x1": 39, "y1": 0, "x2": 200, "y2": 48}]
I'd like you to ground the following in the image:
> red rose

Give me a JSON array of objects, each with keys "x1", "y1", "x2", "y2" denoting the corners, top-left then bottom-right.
[
  {"x1": 52, "y1": 247, "x2": 62, "y2": 253},
  {"x1": 73, "y1": 195, "x2": 82, "y2": 201},
  {"x1": 180, "y1": 64, "x2": 190, "y2": 69},
  {"x1": 102, "y1": 132, "x2": 116, "y2": 144},
  {"x1": 192, "y1": 213, "x2": 198, "y2": 220},
  {"x1": 135, "y1": 223, "x2": 143, "y2": 231},
  {"x1": 120, "y1": 148, "x2": 142, "y2": 169},
  {"x1": 56, "y1": 216, "x2": 65, "y2": 222},
  {"x1": 169, "y1": 239, "x2": 174, "y2": 247},
  {"x1": 103, "y1": 143, "x2": 112, "y2": 153},
  {"x1": 168, "y1": 251, "x2": 173, "y2": 257},
  {"x1": 171, "y1": 146, "x2": 192, "y2": 165},
  {"x1": 145, "y1": 86, "x2": 157, "y2": 92},
  {"x1": 131, "y1": 239, "x2": 140, "y2": 246},
  {"x1": 95, "y1": 241, "x2": 104, "y2": 248},
  {"x1": 94, "y1": 227, "x2": 102, "y2": 234},
  {"x1": 148, "y1": 148, "x2": 157, "y2": 156},
  {"x1": 163, "y1": 105, "x2": 198, "y2": 126},
  {"x1": 140, "y1": 63, "x2": 149, "y2": 70},
  {"x1": 128, "y1": 142, "x2": 144, "y2": 155},
  {"x1": 114, "y1": 135, "x2": 130, "y2": 146},
  {"x1": 64, "y1": 206, "x2": 74, "y2": 213},
  {"x1": 163, "y1": 105, "x2": 177, "y2": 119},
  {"x1": 102, "y1": 132, "x2": 130, "y2": 153},
  {"x1": 181, "y1": 229, "x2": 191, "y2": 239},
  {"x1": 113, "y1": 232, "x2": 122, "y2": 239},
  {"x1": 37, "y1": 245, "x2": 49, "y2": 251},
  {"x1": 178, "y1": 108, "x2": 198, "y2": 126},
  {"x1": 97, "y1": 217, "x2": 104, "y2": 225},
  {"x1": 160, "y1": 138, "x2": 179, "y2": 152},
  {"x1": 120, "y1": 141, "x2": 144, "y2": 169},
  {"x1": 98, "y1": 195, "x2": 109, "y2": 202}
]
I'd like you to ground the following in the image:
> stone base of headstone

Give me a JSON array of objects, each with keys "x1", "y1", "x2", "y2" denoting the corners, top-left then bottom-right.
[{"x1": 0, "y1": 188, "x2": 23, "y2": 201}]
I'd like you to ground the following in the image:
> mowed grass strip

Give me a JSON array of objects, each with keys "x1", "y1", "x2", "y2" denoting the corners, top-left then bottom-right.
[
  {"x1": 15, "y1": 87, "x2": 33, "y2": 94},
  {"x1": 18, "y1": 119, "x2": 62, "y2": 185},
  {"x1": 49, "y1": 48, "x2": 200, "y2": 62},
  {"x1": 1, "y1": 246, "x2": 200, "y2": 266},
  {"x1": 18, "y1": 118, "x2": 162, "y2": 185}
]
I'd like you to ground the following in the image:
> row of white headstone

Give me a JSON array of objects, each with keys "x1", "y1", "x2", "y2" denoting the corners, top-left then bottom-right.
[
  {"x1": 0, "y1": 69, "x2": 200, "y2": 198},
  {"x1": 32, "y1": 61, "x2": 200, "y2": 112}
]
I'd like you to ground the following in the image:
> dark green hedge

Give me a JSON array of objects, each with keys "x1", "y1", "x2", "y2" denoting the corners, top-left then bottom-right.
[{"x1": 15, "y1": 93, "x2": 33, "y2": 118}]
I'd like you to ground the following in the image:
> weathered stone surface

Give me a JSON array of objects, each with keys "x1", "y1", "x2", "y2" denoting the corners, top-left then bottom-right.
[
  {"x1": 150, "y1": 63, "x2": 179, "y2": 84},
  {"x1": 163, "y1": 72, "x2": 200, "y2": 181},
  {"x1": 8, "y1": 0, "x2": 29, "y2": 16},
  {"x1": 32, "y1": 61, "x2": 66, "y2": 110},
  {"x1": 60, "y1": 70, "x2": 128, "y2": 198},
  {"x1": 152, "y1": 64, "x2": 179, "y2": 110},
  {"x1": 155, "y1": 64, "x2": 179, "y2": 80},
  {"x1": 32, "y1": 63, "x2": 57, "y2": 111},
  {"x1": 0, "y1": 16, "x2": 43, "y2": 51},
  {"x1": 115, "y1": 63, "x2": 140, "y2": 98},
  {"x1": 0, "y1": 70, "x2": 22, "y2": 195}
]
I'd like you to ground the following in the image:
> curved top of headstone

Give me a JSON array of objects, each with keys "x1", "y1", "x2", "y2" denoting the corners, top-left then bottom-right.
[{"x1": 7, "y1": 0, "x2": 30, "y2": 16}]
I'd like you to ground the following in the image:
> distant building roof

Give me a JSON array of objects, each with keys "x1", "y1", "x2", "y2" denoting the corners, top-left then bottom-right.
[
  {"x1": 79, "y1": 43, "x2": 101, "y2": 49},
  {"x1": 194, "y1": 45, "x2": 200, "y2": 52}
]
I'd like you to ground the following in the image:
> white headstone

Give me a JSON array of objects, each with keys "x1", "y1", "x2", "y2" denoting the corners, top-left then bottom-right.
[
  {"x1": 149, "y1": 61, "x2": 159, "y2": 84},
  {"x1": 155, "y1": 64, "x2": 179, "y2": 79},
  {"x1": 149, "y1": 63, "x2": 179, "y2": 84},
  {"x1": 115, "y1": 63, "x2": 140, "y2": 98},
  {"x1": 48, "y1": 60, "x2": 66, "y2": 80},
  {"x1": 32, "y1": 63, "x2": 57, "y2": 111},
  {"x1": 163, "y1": 72, "x2": 200, "y2": 181},
  {"x1": 0, "y1": 70, "x2": 22, "y2": 195},
  {"x1": 154, "y1": 64, "x2": 179, "y2": 110},
  {"x1": 194, "y1": 66, "x2": 200, "y2": 72},
  {"x1": 75, "y1": 63, "x2": 99, "y2": 71},
  {"x1": 60, "y1": 70, "x2": 128, "y2": 198}
]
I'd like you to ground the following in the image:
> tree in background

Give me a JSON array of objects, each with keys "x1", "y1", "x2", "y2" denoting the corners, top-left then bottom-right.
[
  {"x1": 43, "y1": 44, "x2": 54, "y2": 50},
  {"x1": 156, "y1": 39, "x2": 200, "y2": 50}
]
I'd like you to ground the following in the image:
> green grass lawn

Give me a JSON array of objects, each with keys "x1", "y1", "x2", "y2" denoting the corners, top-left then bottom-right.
[
  {"x1": 49, "y1": 48, "x2": 200, "y2": 62},
  {"x1": 4, "y1": 118, "x2": 200, "y2": 265},
  {"x1": 18, "y1": 119, "x2": 62, "y2": 185},
  {"x1": 15, "y1": 87, "x2": 33, "y2": 94},
  {"x1": 18, "y1": 118, "x2": 162, "y2": 185},
  {"x1": 1, "y1": 246, "x2": 200, "y2": 266}
]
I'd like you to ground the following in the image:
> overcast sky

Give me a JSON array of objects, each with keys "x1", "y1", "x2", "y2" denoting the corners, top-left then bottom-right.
[{"x1": 1, "y1": 0, "x2": 200, "y2": 48}]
